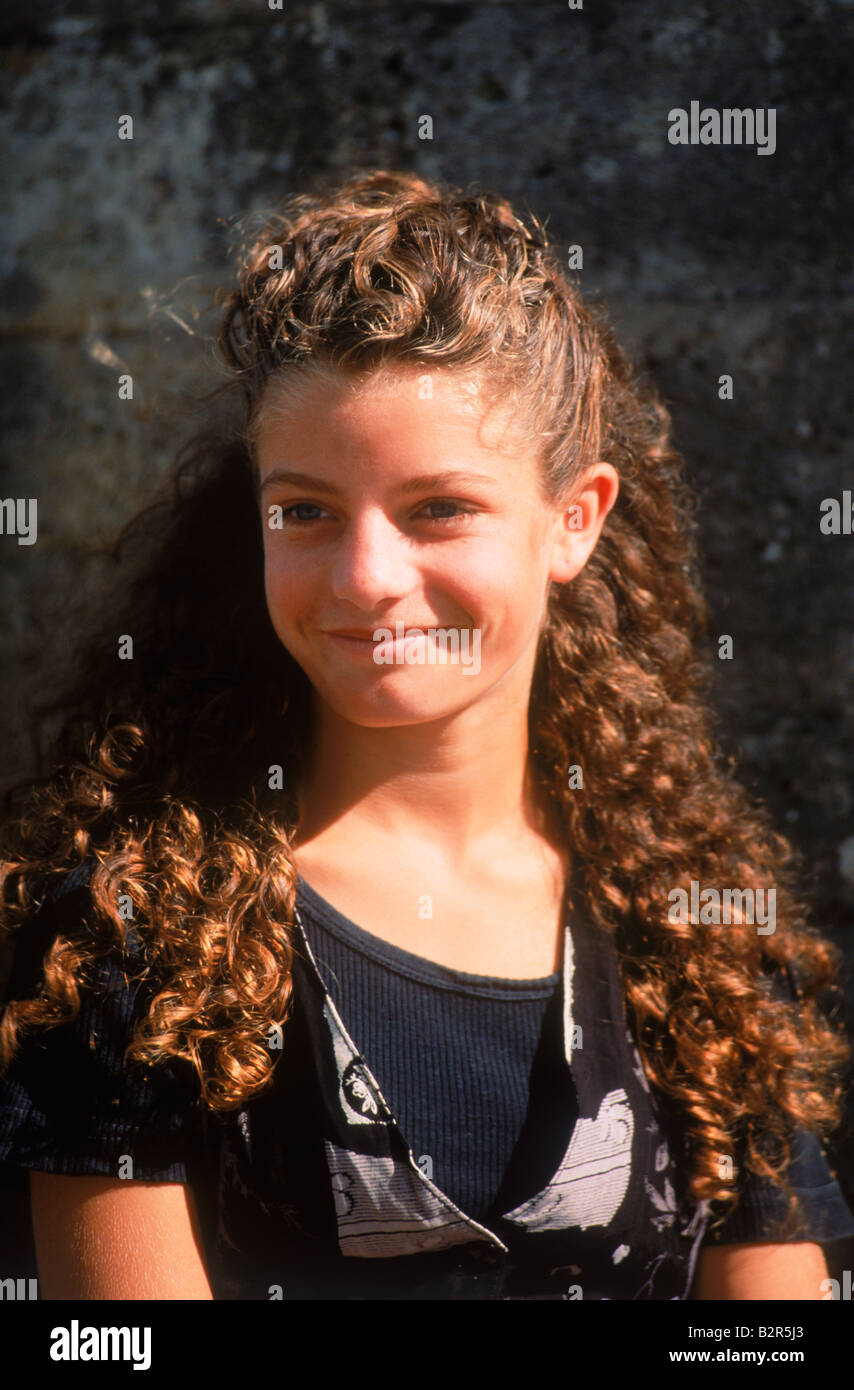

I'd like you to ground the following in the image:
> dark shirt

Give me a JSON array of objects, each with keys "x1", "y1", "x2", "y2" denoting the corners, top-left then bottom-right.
[
  {"x1": 297, "y1": 874, "x2": 569, "y2": 1224},
  {"x1": 1, "y1": 860, "x2": 852, "y2": 1299}
]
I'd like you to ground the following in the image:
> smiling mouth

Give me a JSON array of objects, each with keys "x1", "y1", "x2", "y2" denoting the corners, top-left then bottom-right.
[
  {"x1": 323, "y1": 629, "x2": 440, "y2": 658},
  {"x1": 324, "y1": 626, "x2": 439, "y2": 640}
]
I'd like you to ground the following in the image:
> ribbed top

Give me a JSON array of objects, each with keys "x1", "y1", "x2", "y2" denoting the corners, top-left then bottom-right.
[{"x1": 295, "y1": 873, "x2": 572, "y2": 1222}]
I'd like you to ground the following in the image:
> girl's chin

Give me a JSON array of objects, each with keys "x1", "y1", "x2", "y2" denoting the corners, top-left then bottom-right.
[{"x1": 319, "y1": 684, "x2": 478, "y2": 725}]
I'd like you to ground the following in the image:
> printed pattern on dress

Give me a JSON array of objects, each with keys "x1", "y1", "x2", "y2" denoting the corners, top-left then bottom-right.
[
  {"x1": 324, "y1": 1140, "x2": 503, "y2": 1257},
  {"x1": 500, "y1": 1087, "x2": 635, "y2": 1231}
]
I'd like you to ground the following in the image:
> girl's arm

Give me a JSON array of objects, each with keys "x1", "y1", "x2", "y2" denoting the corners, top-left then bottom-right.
[
  {"x1": 29, "y1": 1170, "x2": 214, "y2": 1300},
  {"x1": 693, "y1": 1241, "x2": 829, "y2": 1299}
]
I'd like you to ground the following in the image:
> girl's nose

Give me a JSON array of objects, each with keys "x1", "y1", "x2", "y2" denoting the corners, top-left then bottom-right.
[{"x1": 328, "y1": 509, "x2": 415, "y2": 605}]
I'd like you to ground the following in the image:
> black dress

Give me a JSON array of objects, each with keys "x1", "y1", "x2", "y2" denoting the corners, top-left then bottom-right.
[{"x1": 1, "y1": 860, "x2": 852, "y2": 1299}]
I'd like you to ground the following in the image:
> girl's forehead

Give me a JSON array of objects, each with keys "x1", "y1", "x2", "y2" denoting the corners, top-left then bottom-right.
[
  {"x1": 258, "y1": 361, "x2": 483, "y2": 413},
  {"x1": 252, "y1": 362, "x2": 530, "y2": 451}
]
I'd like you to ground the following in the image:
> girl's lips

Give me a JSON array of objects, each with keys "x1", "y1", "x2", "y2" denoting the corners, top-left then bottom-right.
[
  {"x1": 326, "y1": 625, "x2": 438, "y2": 637},
  {"x1": 324, "y1": 630, "x2": 430, "y2": 658}
]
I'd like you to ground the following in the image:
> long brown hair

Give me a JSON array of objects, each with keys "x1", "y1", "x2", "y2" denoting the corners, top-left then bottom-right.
[{"x1": 1, "y1": 168, "x2": 848, "y2": 1233}]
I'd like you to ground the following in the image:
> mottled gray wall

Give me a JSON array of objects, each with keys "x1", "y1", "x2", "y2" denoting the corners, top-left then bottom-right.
[{"x1": 2, "y1": 0, "x2": 853, "y2": 1245}]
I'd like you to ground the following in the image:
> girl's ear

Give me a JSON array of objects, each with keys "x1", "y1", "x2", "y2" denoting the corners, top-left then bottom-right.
[{"x1": 547, "y1": 462, "x2": 620, "y2": 585}]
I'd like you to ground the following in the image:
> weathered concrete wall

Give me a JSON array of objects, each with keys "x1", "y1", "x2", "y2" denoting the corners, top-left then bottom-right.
[{"x1": 2, "y1": 0, "x2": 853, "y2": 1236}]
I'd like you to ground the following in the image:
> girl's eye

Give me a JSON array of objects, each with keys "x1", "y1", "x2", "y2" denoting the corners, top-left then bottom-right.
[
  {"x1": 277, "y1": 500, "x2": 477, "y2": 526},
  {"x1": 280, "y1": 503, "x2": 328, "y2": 524},
  {"x1": 418, "y1": 500, "x2": 477, "y2": 525}
]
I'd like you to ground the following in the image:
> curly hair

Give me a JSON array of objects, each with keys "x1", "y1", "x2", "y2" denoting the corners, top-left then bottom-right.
[{"x1": 1, "y1": 167, "x2": 849, "y2": 1238}]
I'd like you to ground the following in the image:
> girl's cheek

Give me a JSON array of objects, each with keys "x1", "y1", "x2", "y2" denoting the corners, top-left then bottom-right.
[{"x1": 264, "y1": 551, "x2": 297, "y2": 598}]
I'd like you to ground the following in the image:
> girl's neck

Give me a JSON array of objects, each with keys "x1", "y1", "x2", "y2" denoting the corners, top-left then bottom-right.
[{"x1": 293, "y1": 756, "x2": 566, "y2": 875}]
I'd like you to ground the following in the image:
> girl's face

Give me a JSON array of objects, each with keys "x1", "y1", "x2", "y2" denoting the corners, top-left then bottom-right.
[{"x1": 253, "y1": 363, "x2": 617, "y2": 728}]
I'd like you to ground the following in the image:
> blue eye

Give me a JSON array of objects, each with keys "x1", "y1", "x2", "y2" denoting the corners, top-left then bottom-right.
[
  {"x1": 280, "y1": 503, "x2": 328, "y2": 524},
  {"x1": 277, "y1": 500, "x2": 477, "y2": 527}
]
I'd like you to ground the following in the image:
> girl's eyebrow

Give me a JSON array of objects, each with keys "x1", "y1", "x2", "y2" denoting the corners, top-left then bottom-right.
[{"x1": 258, "y1": 467, "x2": 502, "y2": 496}]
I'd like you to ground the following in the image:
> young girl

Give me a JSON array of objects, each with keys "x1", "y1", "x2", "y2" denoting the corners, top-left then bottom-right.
[{"x1": 1, "y1": 168, "x2": 851, "y2": 1301}]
